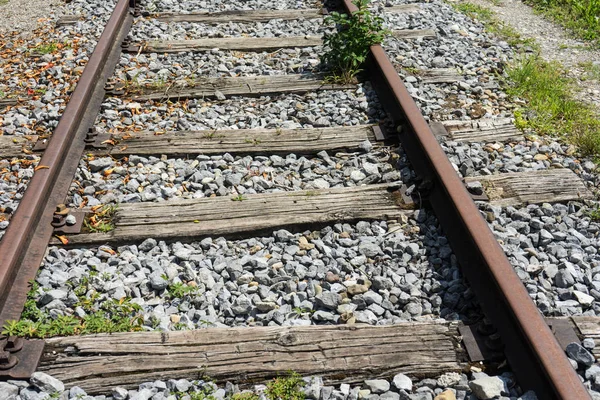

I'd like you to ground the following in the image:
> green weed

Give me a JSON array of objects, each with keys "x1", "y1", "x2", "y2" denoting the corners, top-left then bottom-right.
[
  {"x1": 1, "y1": 279, "x2": 143, "y2": 338},
  {"x1": 33, "y1": 42, "x2": 58, "y2": 55},
  {"x1": 265, "y1": 372, "x2": 305, "y2": 400},
  {"x1": 579, "y1": 61, "x2": 600, "y2": 81},
  {"x1": 231, "y1": 194, "x2": 247, "y2": 201},
  {"x1": 321, "y1": 0, "x2": 389, "y2": 83},
  {"x1": 168, "y1": 282, "x2": 199, "y2": 298},
  {"x1": 588, "y1": 205, "x2": 600, "y2": 221},
  {"x1": 231, "y1": 393, "x2": 260, "y2": 400},
  {"x1": 452, "y1": 2, "x2": 539, "y2": 49},
  {"x1": 525, "y1": 0, "x2": 600, "y2": 45},
  {"x1": 504, "y1": 55, "x2": 600, "y2": 155}
]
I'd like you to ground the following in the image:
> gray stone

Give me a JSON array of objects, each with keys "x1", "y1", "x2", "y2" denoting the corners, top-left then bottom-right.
[
  {"x1": 112, "y1": 387, "x2": 129, "y2": 400},
  {"x1": 359, "y1": 242, "x2": 380, "y2": 258},
  {"x1": 583, "y1": 338, "x2": 596, "y2": 350},
  {"x1": 468, "y1": 376, "x2": 505, "y2": 399},
  {"x1": 30, "y1": 372, "x2": 65, "y2": 393},
  {"x1": 89, "y1": 157, "x2": 113, "y2": 172},
  {"x1": 379, "y1": 392, "x2": 399, "y2": 400},
  {"x1": 0, "y1": 382, "x2": 18, "y2": 400},
  {"x1": 364, "y1": 380, "x2": 390, "y2": 394},
  {"x1": 315, "y1": 292, "x2": 341, "y2": 310},
  {"x1": 303, "y1": 376, "x2": 323, "y2": 399},
  {"x1": 392, "y1": 374, "x2": 412, "y2": 392},
  {"x1": 566, "y1": 342, "x2": 595, "y2": 367},
  {"x1": 359, "y1": 140, "x2": 373, "y2": 152},
  {"x1": 149, "y1": 272, "x2": 168, "y2": 291}
]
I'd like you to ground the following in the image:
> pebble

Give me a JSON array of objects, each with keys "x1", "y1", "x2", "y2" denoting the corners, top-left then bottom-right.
[
  {"x1": 468, "y1": 376, "x2": 505, "y2": 399},
  {"x1": 392, "y1": 373, "x2": 412, "y2": 392},
  {"x1": 30, "y1": 372, "x2": 64, "y2": 394},
  {"x1": 566, "y1": 342, "x2": 595, "y2": 367}
]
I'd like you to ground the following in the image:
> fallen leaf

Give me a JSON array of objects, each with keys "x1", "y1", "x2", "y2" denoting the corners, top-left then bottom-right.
[
  {"x1": 55, "y1": 235, "x2": 68, "y2": 245},
  {"x1": 34, "y1": 165, "x2": 49, "y2": 171}
]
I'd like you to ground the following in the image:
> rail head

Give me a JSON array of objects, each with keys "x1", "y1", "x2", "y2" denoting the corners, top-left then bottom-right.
[
  {"x1": 0, "y1": 0, "x2": 134, "y2": 378},
  {"x1": 337, "y1": 0, "x2": 591, "y2": 398}
]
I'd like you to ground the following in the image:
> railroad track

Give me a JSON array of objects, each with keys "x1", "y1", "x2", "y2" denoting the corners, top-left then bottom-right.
[{"x1": 0, "y1": 0, "x2": 598, "y2": 399}]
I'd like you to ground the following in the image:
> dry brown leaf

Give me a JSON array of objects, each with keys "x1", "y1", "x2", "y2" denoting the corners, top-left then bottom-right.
[{"x1": 55, "y1": 235, "x2": 69, "y2": 245}]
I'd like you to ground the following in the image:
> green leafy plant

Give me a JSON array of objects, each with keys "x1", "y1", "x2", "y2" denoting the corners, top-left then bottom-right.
[
  {"x1": 588, "y1": 205, "x2": 600, "y2": 221},
  {"x1": 320, "y1": 0, "x2": 389, "y2": 83},
  {"x1": 292, "y1": 307, "x2": 314, "y2": 316},
  {"x1": 231, "y1": 194, "x2": 247, "y2": 201},
  {"x1": 168, "y1": 282, "x2": 199, "y2": 298},
  {"x1": 33, "y1": 42, "x2": 58, "y2": 55},
  {"x1": 2, "y1": 278, "x2": 143, "y2": 338},
  {"x1": 231, "y1": 393, "x2": 260, "y2": 400},
  {"x1": 265, "y1": 372, "x2": 305, "y2": 400}
]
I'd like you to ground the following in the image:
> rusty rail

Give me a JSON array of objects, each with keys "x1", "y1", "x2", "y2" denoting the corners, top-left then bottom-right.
[
  {"x1": 339, "y1": 1, "x2": 590, "y2": 398},
  {"x1": 0, "y1": 0, "x2": 590, "y2": 395},
  {"x1": 0, "y1": 0, "x2": 133, "y2": 377}
]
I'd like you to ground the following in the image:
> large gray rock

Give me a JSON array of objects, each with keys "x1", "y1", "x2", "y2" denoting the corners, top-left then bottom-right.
[
  {"x1": 315, "y1": 292, "x2": 341, "y2": 310},
  {"x1": 364, "y1": 380, "x2": 390, "y2": 394},
  {"x1": 392, "y1": 373, "x2": 412, "y2": 392},
  {"x1": 566, "y1": 342, "x2": 595, "y2": 367},
  {"x1": 468, "y1": 376, "x2": 505, "y2": 399},
  {"x1": 0, "y1": 382, "x2": 19, "y2": 400},
  {"x1": 112, "y1": 387, "x2": 129, "y2": 400},
  {"x1": 30, "y1": 371, "x2": 65, "y2": 394},
  {"x1": 303, "y1": 376, "x2": 323, "y2": 399}
]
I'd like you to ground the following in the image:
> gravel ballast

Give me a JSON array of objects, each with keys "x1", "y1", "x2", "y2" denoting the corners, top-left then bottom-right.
[
  {"x1": 67, "y1": 149, "x2": 401, "y2": 207},
  {"x1": 0, "y1": 370, "x2": 543, "y2": 400},
  {"x1": 33, "y1": 216, "x2": 478, "y2": 330}
]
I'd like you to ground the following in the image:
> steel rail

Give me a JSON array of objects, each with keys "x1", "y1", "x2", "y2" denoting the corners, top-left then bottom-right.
[
  {"x1": 339, "y1": 1, "x2": 590, "y2": 398},
  {"x1": 0, "y1": 0, "x2": 133, "y2": 328}
]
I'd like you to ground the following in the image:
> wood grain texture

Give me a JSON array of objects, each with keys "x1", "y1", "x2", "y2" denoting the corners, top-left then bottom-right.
[
  {"x1": 50, "y1": 184, "x2": 409, "y2": 246},
  {"x1": 0, "y1": 98, "x2": 19, "y2": 109},
  {"x1": 39, "y1": 322, "x2": 465, "y2": 394},
  {"x1": 465, "y1": 169, "x2": 593, "y2": 207},
  {"x1": 127, "y1": 29, "x2": 436, "y2": 53},
  {"x1": 0, "y1": 135, "x2": 38, "y2": 158},
  {"x1": 391, "y1": 29, "x2": 436, "y2": 40},
  {"x1": 128, "y1": 74, "x2": 356, "y2": 101},
  {"x1": 437, "y1": 118, "x2": 523, "y2": 143},
  {"x1": 418, "y1": 69, "x2": 462, "y2": 85},
  {"x1": 94, "y1": 126, "x2": 377, "y2": 157},
  {"x1": 56, "y1": 15, "x2": 81, "y2": 26},
  {"x1": 572, "y1": 316, "x2": 600, "y2": 359},
  {"x1": 385, "y1": 4, "x2": 423, "y2": 13},
  {"x1": 154, "y1": 9, "x2": 323, "y2": 23},
  {"x1": 126, "y1": 36, "x2": 323, "y2": 53}
]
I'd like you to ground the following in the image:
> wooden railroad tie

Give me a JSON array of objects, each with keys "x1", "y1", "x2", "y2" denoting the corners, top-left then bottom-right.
[
  {"x1": 118, "y1": 74, "x2": 357, "y2": 102},
  {"x1": 124, "y1": 29, "x2": 437, "y2": 54},
  {"x1": 37, "y1": 316, "x2": 600, "y2": 394},
  {"x1": 39, "y1": 321, "x2": 466, "y2": 394}
]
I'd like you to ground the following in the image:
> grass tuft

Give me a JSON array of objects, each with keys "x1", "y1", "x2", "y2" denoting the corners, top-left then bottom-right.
[
  {"x1": 504, "y1": 55, "x2": 600, "y2": 155},
  {"x1": 33, "y1": 42, "x2": 58, "y2": 55},
  {"x1": 265, "y1": 372, "x2": 305, "y2": 400},
  {"x1": 452, "y1": 2, "x2": 539, "y2": 48},
  {"x1": 525, "y1": 0, "x2": 600, "y2": 46},
  {"x1": 1, "y1": 280, "x2": 143, "y2": 338}
]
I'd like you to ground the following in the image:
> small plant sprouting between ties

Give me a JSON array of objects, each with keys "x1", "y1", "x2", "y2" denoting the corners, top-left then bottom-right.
[{"x1": 320, "y1": 0, "x2": 389, "y2": 83}]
